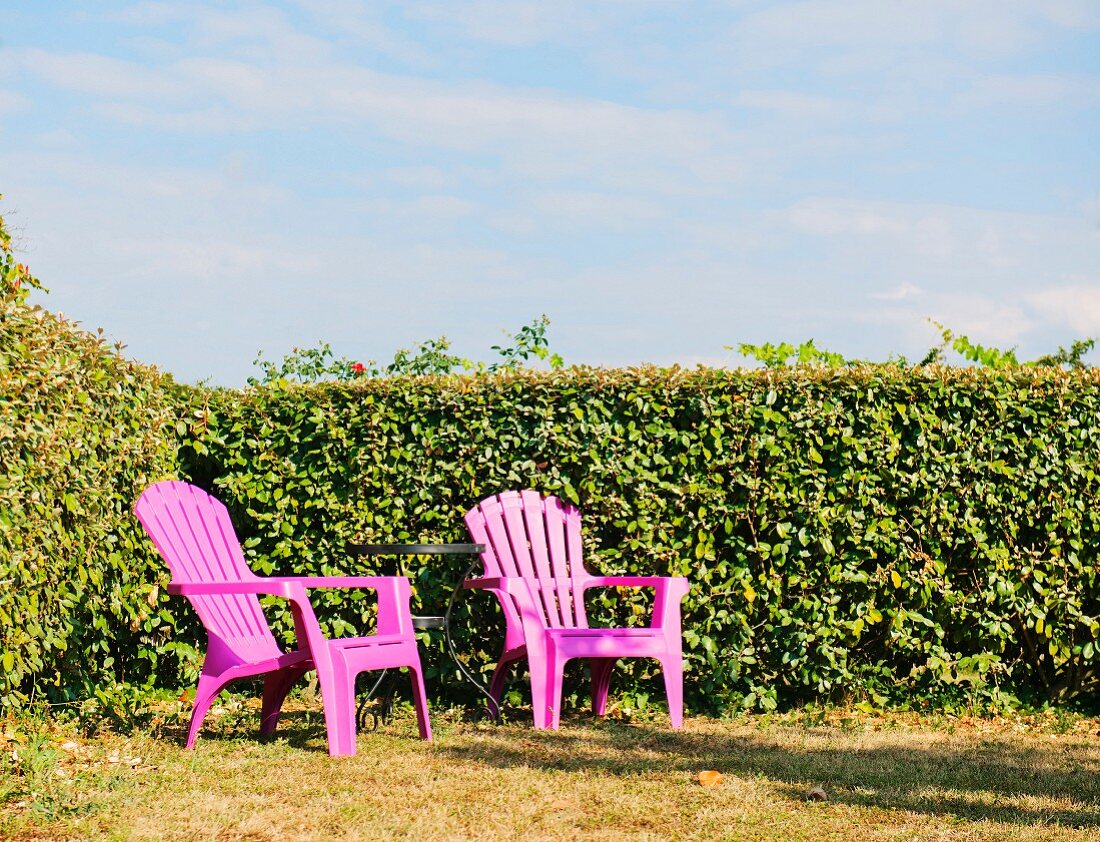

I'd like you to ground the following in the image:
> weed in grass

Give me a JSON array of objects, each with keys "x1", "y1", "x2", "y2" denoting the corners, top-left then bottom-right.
[
  {"x1": 1052, "y1": 708, "x2": 1083, "y2": 736},
  {"x1": 1, "y1": 726, "x2": 94, "y2": 823}
]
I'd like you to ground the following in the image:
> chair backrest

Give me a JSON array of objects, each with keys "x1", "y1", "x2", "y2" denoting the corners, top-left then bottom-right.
[
  {"x1": 134, "y1": 480, "x2": 281, "y2": 663},
  {"x1": 464, "y1": 490, "x2": 589, "y2": 629}
]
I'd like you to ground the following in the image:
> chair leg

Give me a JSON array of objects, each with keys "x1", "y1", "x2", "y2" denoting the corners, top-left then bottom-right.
[
  {"x1": 660, "y1": 655, "x2": 684, "y2": 729},
  {"x1": 488, "y1": 658, "x2": 515, "y2": 708},
  {"x1": 590, "y1": 658, "x2": 615, "y2": 717},
  {"x1": 260, "y1": 667, "x2": 306, "y2": 737},
  {"x1": 185, "y1": 672, "x2": 226, "y2": 749},
  {"x1": 528, "y1": 656, "x2": 553, "y2": 729},
  {"x1": 407, "y1": 663, "x2": 433, "y2": 741},
  {"x1": 317, "y1": 661, "x2": 357, "y2": 757},
  {"x1": 527, "y1": 645, "x2": 566, "y2": 730},
  {"x1": 546, "y1": 655, "x2": 566, "y2": 730}
]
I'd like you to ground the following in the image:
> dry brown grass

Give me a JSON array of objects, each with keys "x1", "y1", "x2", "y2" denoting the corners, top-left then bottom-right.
[{"x1": 2, "y1": 703, "x2": 1099, "y2": 841}]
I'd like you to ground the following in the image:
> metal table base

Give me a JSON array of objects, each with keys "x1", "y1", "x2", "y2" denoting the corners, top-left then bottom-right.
[{"x1": 347, "y1": 542, "x2": 500, "y2": 729}]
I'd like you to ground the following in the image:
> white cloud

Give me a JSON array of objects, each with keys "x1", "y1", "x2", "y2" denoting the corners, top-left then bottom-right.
[
  {"x1": 1027, "y1": 285, "x2": 1100, "y2": 334},
  {"x1": 0, "y1": 90, "x2": 30, "y2": 117},
  {"x1": 735, "y1": 90, "x2": 845, "y2": 119},
  {"x1": 293, "y1": 0, "x2": 435, "y2": 64},
  {"x1": 0, "y1": 149, "x2": 531, "y2": 379},
  {"x1": 34, "y1": 129, "x2": 80, "y2": 149},
  {"x1": 92, "y1": 102, "x2": 263, "y2": 133},
  {"x1": 720, "y1": 0, "x2": 1100, "y2": 125},
  {"x1": 8, "y1": 148, "x2": 1098, "y2": 378},
  {"x1": 927, "y1": 297, "x2": 1035, "y2": 345},
  {"x1": 17, "y1": 48, "x2": 188, "y2": 100},
  {"x1": 117, "y1": 2, "x2": 331, "y2": 60},
  {"x1": 14, "y1": 44, "x2": 742, "y2": 193},
  {"x1": 531, "y1": 190, "x2": 664, "y2": 231},
  {"x1": 113, "y1": 1, "x2": 190, "y2": 27},
  {"x1": 488, "y1": 214, "x2": 537, "y2": 235},
  {"x1": 871, "y1": 282, "x2": 923, "y2": 301},
  {"x1": 732, "y1": 0, "x2": 1099, "y2": 61},
  {"x1": 777, "y1": 198, "x2": 1096, "y2": 273},
  {"x1": 411, "y1": 195, "x2": 477, "y2": 217},
  {"x1": 952, "y1": 72, "x2": 1100, "y2": 111},
  {"x1": 404, "y1": 1, "x2": 604, "y2": 47},
  {"x1": 784, "y1": 199, "x2": 911, "y2": 237},
  {"x1": 381, "y1": 166, "x2": 456, "y2": 190}
]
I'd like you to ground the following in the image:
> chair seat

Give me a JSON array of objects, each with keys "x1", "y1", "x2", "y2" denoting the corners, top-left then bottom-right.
[
  {"x1": 548, "y1": 629, "x2": 674, "y2": 659},
  {"x1": 547, "y1": 627, "x2": 661, "y2": 638},
  {"x1": 330, "y1": 633, "x2": 415, "y2": 651},
  {"x1": 215, "y1": 647, "x2": 313, "y2": 683}
]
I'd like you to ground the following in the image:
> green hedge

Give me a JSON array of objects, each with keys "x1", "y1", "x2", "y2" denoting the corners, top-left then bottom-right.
[
  {"x1": 178, "y1": 367, "x2": 1100, "y2": 712},
  {"x1": 0, "y1": 298, "x2": 181, "y2": 708},
  {"x1": 2, "y1": 299, "x2": 1098, "y2": 713}
]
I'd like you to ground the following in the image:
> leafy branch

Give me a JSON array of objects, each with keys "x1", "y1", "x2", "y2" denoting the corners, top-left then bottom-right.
[
  {"x1": 736, "y1": 322, "x2": 1095, "y2": 371},
  {"x1": 0, "y1": 195, "x2": 46, "y2": 304},
  {"x1": 248, "y1": 315, "x2": 565, "y2": 385}
]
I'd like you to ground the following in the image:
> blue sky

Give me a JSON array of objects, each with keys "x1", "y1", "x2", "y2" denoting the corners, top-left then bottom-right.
[{"x1": 1, "y1": 1, "x2": 1098, "y2": 383}]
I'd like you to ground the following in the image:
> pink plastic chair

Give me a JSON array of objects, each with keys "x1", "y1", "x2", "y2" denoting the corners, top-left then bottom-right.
[
  {"x1": 134, "y1": 480, "x2": 431, "y2": 756},
  {"x1": 464, "y1": 490, "x2": 690, "y2": 729}
]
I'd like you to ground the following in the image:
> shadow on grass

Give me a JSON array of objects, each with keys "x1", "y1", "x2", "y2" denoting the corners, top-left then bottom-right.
[
  {"x1": 435, "y1": 716, "x2": 1100, "y2": 831},
  {"x1": 159, "y1": 707, "x2": 1100, "y2": 830},
  {"x1": 158, "y1": 704, "x2": 437, "y2": 752}
]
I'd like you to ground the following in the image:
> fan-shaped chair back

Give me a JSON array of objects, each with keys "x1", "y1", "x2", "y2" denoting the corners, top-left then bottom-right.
[
  {"x1": 134, "y1": 480, "x2": 280, "y2": 662},
  {"x1": 465, "y1": 489, "x2": 590, "y2": 629}
]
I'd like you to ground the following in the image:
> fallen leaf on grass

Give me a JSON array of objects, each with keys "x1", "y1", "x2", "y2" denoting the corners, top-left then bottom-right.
[
  {"x1": 698, "y1": 770, "x2": 724, "y2": 787},
  {"x1": 104, "y1": 750, "x2": 156, "y2": 772}
]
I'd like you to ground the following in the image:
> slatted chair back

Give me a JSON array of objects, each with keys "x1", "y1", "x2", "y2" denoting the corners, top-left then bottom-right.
[
  {"x1": 464, "y1": 490, "x2": 589, "y2": 629},
  {"x1": 134, "y1": 480, "x2": 281, "y2": 662}
]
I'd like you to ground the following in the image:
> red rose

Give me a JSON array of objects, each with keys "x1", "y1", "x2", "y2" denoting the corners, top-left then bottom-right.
[{"x1": 351, "y1": 362, "x2": 366, "y2": 375}]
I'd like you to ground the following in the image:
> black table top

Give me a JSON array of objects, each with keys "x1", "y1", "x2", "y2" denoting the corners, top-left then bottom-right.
[{"x1": 347, "y1": 542, "x2": 484, "y2": 556}]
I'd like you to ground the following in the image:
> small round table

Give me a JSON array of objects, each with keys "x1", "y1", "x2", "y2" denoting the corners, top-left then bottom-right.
[{"x1": 346, "y1": 542, "x2": 499, "y2": 728}]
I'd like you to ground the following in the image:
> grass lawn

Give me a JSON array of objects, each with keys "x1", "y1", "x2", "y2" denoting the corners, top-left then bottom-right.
[{"x1": 2, "y1": 701, "x2": 1098, "y2": 841}]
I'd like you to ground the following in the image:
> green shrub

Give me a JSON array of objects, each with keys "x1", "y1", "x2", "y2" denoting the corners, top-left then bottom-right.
[
  {"x1": 3, "y1": 308, "x2": 1099, "y2": 714},
  {"x1": 178, "y1": 367, "x2": 1100, "y2": 713},
  {"x1": 0, "y1": 297, "x2": 183, "y2": 709}
]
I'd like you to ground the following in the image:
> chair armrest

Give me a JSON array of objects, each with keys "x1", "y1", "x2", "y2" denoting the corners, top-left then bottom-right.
[
  {"x1": 463, "y1": 577, "x2": 555, "y2": 604},
  {"x1": 267, "y1": 576, "x2": 414, "y2": 637},
  {"x1": 169, "y1": 576, "x2": 414, "y2": 637},
  {"x1": 581, "y1": 576, "x2": 690, "y2": 629},
  {"x1": 463, "y1": 578, "x2": 549, "y2": 644},
  {"x1": 464, "y1": 577, "x2": 528, "y2": 595},
  {"x1": 169, "y1": 580, "x2": 321, "y2": 646},
  {"x1": 262, "y1": 575, "x2": 409, "y2": 590},
  {"x1": 583, "y1": 576, "x2": 689, "y2": 593},
  {"x1": 168, "y1": 580, "x2": 308, "y2": 599}
]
